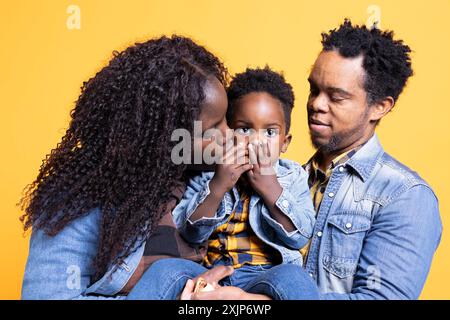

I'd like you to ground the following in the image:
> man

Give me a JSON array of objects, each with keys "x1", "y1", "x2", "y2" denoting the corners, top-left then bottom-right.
[{"x1": 180, "y1": 19, "x2": 442, "y2": 300}]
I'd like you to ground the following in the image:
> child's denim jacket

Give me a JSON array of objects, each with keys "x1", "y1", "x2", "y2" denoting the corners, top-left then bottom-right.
[{"x1": 172, "y1": 158, "x2": 316, "y2": 266}]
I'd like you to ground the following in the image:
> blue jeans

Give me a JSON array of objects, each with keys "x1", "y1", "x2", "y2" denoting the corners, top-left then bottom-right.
[{"x1": 126, "y1": 258, "x2": 319, "y2": 300}]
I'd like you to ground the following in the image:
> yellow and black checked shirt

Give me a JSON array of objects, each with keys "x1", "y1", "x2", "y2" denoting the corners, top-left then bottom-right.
[
  {"x1": 203, "y1": 190, "x2": 276, "y2": 268},
  {"x1": 300, "y1": 144, "x2": 364, "y2": 260}
]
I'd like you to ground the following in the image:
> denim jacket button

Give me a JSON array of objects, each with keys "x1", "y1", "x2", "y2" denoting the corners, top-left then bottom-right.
[
  {"x1": 281, "y1": 200, "x2": 289, "y2": 208},
  {"x1": 317, "y1": 231, "x2": 323, "y2": 237},
  {"x1": 338, "y1": 167, "x2": 345, "y2": 172},
  {"x1": 345, "y1": 222, "x2": 352, "y2": 229},
  {"x1": 328, "y1": 192, "x2": 335, "y2": 198}
]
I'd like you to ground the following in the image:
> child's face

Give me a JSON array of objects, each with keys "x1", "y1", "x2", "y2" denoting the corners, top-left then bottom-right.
[{"x1": 228, "y1": 92, "x2": 292, "y2": 165}]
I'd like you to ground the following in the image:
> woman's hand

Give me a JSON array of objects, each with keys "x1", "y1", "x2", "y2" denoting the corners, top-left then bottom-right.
[
  {"x1": 179, "y1": 265, "x2": 271, "y2": 300},
  {"x1": 179, "y1": 265, "x2": 235, "y2": 300},
  {"x1": 180, "y1": 280, "x2": 247, "y2": 300}
]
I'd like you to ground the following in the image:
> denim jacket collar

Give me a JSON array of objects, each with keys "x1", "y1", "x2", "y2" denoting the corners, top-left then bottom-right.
[
  {"x1": 346, "y1": 133, "x2": 384, "y2": 182},
  {"x1": 303, "y1": 133, "x2": 385, "y2": 183}
]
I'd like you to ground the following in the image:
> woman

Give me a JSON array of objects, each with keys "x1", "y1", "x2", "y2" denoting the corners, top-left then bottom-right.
[{"x1": 20, "y1": 35, "x2": 233, "y2": 299}]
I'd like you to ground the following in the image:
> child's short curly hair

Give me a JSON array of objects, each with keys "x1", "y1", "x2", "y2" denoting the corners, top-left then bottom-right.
[{"x1": 227, "y1": 66, "x2": 295, "y2": 133}]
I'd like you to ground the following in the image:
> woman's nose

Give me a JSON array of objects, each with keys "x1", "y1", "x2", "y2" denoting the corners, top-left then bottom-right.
[
  {"x1": 213, "y1": 119, "x2": 231, "y2": 146},
  {"x1": 218, "y1": 119, "x2": 230, "y2": 136}
]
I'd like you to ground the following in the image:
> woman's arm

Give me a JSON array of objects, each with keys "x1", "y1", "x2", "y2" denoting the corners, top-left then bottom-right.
[
  {"x1": 21, "y1": 209, "x2": 131, "y2": 300},
  {"x1": 178, "y1": 265, "x2": 272, "y2": 300}
]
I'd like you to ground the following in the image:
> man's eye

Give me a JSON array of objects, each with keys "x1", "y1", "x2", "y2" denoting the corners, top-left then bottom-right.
[
  {"x1": 265, "y1": 128, "x2": 278, "y2": 137},
  {"x1": 236, "y1": 128, "x2": 253, "y2": 136},
  {"x1": 330, "y1": 95, "x2": 345, "y2": 103}
]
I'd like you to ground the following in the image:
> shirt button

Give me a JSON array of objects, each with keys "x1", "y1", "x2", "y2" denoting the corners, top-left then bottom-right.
[
  {"x1": 317, "y1": 231, "x2": 323, "y2": 237},
  {"x1": 328, "y1": 192, "x2": 335, "y2": 198},
  {"x1": 282, "y1": 200, "x2": 289, "y2": 208},
  {"x1": 338, "y1": 167, "x2": 345, "y2": 172},
  {"x1": 345, "y1": 222, "x2": 352, "y2": 229},
  {"x1": 309, "y1": 273, "x2": 314, "y2": 278}
]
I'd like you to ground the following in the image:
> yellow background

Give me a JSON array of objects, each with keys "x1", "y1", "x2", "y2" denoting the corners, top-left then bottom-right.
[{"x1": 1, "y1": 0, "x2": 449, "y2": 299}]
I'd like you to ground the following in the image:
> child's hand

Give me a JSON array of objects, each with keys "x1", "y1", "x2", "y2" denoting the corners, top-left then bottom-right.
[
  {"x1": 210, "y1": 141, "x2": 253, "y2": 195},
  {"x1": 246, "y1": 141, "x2": 281, "y2": 197}
]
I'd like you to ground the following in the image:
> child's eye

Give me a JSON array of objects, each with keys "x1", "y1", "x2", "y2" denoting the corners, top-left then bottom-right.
[
  {"x1": 265, "y1": 128, "x2": 279, "y2": 137},
  {"x1": 235, "y1": 128, "x2": 253, "y2": 136}
]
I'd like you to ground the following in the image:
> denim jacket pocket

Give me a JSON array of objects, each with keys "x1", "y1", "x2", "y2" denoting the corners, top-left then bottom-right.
[{"x1": 323, "y1": 212, "x2": 371, "y2": 278}]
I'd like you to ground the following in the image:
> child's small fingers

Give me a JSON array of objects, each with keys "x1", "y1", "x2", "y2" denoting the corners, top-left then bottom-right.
[
  {"x1": 236, "y1": 163, "x2": 253, "y2": 176},
  {"x1": 248, "y1": 143, "x2": 257, "y2": 163},
  {"x1": 265, "y1": 141, "x2": 271, "y2": 158},
  {"x1": 223, "y1": 146, "x2": 240, "y2": 165},
  {"x1": 257, "y1": 141, "x2": 266, "y2": 162},
  {"x1": 222, "y1": 138, "x2": 234, "y2": 154},
  {"x1": 235, "y1": 143, "x2": 247, "y2": 161},
  {"x1": 235, "y1": 154, "x2": 249, "y2": 166},
  {"x1": 260, "y1": 141, "x2": 268, "y2": 158}
]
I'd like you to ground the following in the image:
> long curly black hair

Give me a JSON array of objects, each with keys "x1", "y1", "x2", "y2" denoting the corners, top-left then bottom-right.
[
  {"x1": 18, "y1": 35, "x2": 228, "y2": 280},
  {"x1": 321, "y1": 19, "x2": 413, "y2": 105}
]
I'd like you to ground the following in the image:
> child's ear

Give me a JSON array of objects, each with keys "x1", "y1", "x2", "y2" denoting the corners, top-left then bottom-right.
[{"x1": 280, "y1": 133, "x2": 292, "y2": 153}]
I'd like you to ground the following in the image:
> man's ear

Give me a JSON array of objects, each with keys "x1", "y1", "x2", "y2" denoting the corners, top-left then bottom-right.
[
  {"x1": 369, "y1": 96, "x2": 395, "y2": 122},
  {"x1": 281, "y1": 133, "x2": 292, "y2": 153}
]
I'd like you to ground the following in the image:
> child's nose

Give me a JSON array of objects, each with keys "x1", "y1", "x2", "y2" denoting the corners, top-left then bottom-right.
[{"x1": 249, "y1": 131, "x2": 266, "y2": 145}]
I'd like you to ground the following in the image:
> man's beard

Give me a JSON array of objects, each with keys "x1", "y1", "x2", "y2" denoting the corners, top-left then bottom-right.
[
  {"x1": 309, "y1": 121, "x2": 365, "y2": 154},
  {"x1": 310, "y1": 132, "x2": 342, "y2": 153}
]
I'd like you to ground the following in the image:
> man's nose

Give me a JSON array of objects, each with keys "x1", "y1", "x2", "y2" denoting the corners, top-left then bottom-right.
[{"x1": 308, "y1": 93, "x2": 329, "y2": 113}]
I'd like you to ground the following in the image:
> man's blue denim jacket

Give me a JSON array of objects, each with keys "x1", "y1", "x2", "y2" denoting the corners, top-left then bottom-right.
[
  {"x1": 22, "y1": 134, "x2": 442, "y2": 300},
  {"x1": 171, "y1": 159, "x2": 316, "y2": 266},
  {"x1": 304, "y1": 134, "x2": 442, "y2": 299}
]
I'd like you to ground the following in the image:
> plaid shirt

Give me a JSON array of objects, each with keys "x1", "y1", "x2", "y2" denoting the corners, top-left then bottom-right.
[
  {"x1": 300, "y1": 144, "x2": 365, "y2": 260},
  {"x1": 203, "y1": 188, "x2": 276, "y2": 268}
]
